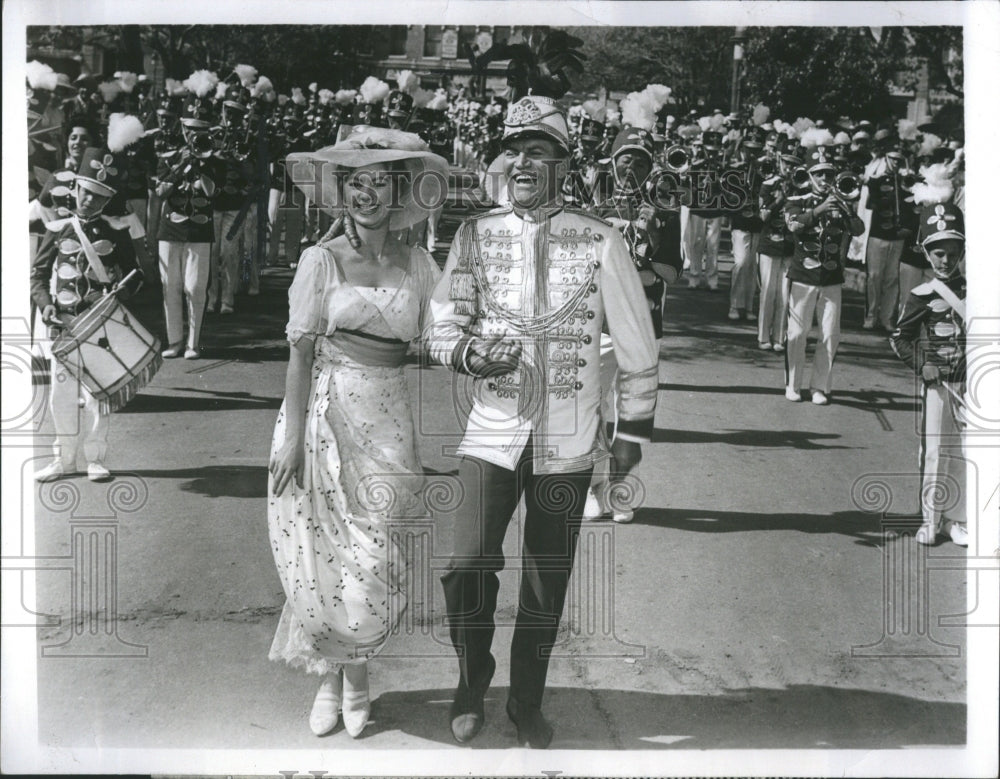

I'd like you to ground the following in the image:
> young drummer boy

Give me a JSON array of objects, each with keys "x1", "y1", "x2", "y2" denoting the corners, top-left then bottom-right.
[
  {"x1": 31, "y1": 144, "x2": 143, "y2": 482},
  {"x1": 889, "y1": 201, "x2": 969, "y2": 546}
]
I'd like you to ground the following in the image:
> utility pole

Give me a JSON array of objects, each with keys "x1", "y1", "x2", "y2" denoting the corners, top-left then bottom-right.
[{"x1": 730, "y1": 27, "x2": 747, "y2": 116}]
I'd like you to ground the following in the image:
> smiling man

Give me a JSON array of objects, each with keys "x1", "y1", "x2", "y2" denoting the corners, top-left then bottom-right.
[{"x1": 425, "y1": 95, "x2": 659, "y2": 749}]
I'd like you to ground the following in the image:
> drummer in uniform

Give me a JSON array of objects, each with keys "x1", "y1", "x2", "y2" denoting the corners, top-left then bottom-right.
[{"x1": 31, "y1": 144, "x2": 143, "y2": 483}]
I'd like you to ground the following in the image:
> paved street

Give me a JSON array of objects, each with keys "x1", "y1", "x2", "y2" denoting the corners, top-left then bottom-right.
[{"x1": 23, "y1": 211, "x2": 971, "y2": 757}]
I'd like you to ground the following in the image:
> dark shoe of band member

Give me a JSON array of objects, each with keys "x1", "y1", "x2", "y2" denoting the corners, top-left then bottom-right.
[{"x1": 506, "y1": 697, "x2": 553, "y2": 749}]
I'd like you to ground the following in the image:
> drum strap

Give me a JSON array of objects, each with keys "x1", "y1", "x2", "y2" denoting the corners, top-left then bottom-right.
[
  {"x1": 69, "y1": 216, "x2": 112, "y2": 284},
  {"x1": 929, "y1": 278, "x2": 966, "y2": 322}
]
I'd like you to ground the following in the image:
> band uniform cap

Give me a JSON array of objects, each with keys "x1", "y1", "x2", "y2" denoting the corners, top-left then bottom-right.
[
  {"x1": 918, "y1": 202, "x2": 965, "y2": 246},
  {"x1": 701, "y1": 130, "x2": 723, "y2": 150},
  {"x1": 285, "y1": 125, "x2": 450, "y2": 231},
  {"x1": 73, "y1": 146, "x2": 125, "y2": 198},
  {"x1": 500, "y1": 96, "x2": 570, "y2": 152},
  {"x1": 385, "y1": 90, "x2": 414, "y2": 118},
  {"x1": 611, "y1": 126, "x2": 655, "y2": 160},
  {"x1": 806, "y1": 144, "x2": 836, "y2": 173}
]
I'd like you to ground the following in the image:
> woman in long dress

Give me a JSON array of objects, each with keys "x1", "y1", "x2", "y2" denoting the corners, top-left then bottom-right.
[{"x1": 268, "y1": 127, "x2": 449, "y2": 737}]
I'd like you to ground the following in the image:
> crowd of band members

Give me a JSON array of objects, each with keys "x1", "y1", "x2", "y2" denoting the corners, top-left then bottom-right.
[{"x1": 27, "y1": 65, "x2": 965, "y2": 368}]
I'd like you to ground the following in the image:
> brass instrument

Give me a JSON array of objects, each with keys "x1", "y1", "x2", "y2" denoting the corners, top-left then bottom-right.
[
  {"x1": 756, "y1": 154, "x2": 778, "y2": 179},
  {"x1": 832, "y1": 171, "x2": 861, "y2": 203},
  {"x1": 187, "y1": 129, "x2": 216, "y2": 159},
  {"x1": 790, "y1": 166, "x2": 811, "y2": 190},
  {"x1": 664, "y1": 144, "x2": 690, "y2": 172}
]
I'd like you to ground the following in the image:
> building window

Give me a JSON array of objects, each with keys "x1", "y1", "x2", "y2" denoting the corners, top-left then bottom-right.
[
  {"x1": 424, "y1": 25, "x2": 443, "y2": 58},
  {"x1": 493, "y1": 27, "x2": 511, "y2": 45},
  {"x1": 388, "y1": 25, "x2": 407, "y2": 56}
]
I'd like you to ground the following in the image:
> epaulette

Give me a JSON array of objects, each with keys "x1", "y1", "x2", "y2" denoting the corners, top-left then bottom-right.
[
  {"x1": 564, "y1": 206, "x2": 614, "y2": 227},
  {"x1": 45, "y1": 217, "x2": 73, "y2": 232},
  {"x1": 910, "y1": 281, "x2": 937, "y2": 297}
]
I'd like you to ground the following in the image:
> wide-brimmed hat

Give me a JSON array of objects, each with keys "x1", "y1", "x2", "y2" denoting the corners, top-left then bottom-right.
[{"x1": 286, "y1": 125, "x2": 450, "y2": 230}]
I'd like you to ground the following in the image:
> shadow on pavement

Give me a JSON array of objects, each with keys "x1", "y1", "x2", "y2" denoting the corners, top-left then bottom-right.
[
  {"x1": 119, "y1": 389, "x2": 282, "y2": 414},
  {"x1": 125, "y1": 465, "x2": 268, "y2": 499},
  {"x1": 365, "y1": 683, "x2": 964, "y2": 749},
  {"x1": 631, "y1": 506, "x2": 887, "y2": 545},
  {"x1": 651, "y1": 427, "x2": 850, "y2": 449}
]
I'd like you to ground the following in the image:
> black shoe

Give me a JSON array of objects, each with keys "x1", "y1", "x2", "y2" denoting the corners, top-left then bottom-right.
[
  {"x1": 506, "y1": 697, "x2": 553, "y2": 749},
  {"x1": 448, "y1": 654, "x2": 495, "y2": 744}
]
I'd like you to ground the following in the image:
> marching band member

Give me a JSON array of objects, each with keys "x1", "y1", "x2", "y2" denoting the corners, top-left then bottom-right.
[
  {"x1": 155, "y1": 72, "x2": 221, "y2": 359},
  {"x1": 425, "y1": 96, "x2": 657, "y2": 747},
  {"x1": 725, "y1": 125, "x2": 765, "y2": 321},
  {"x1": 585, "y1": 122, "x2": 681, "y2": 522},
  {"x1": 782, "y1": 141, "x2": 864, "y2": 405},
  {"x1": 889, "y1": 201, "x2": 968, "y2": 547},
  {"x1": 755, "y1": 136, "x2": 798, "y2": 351},
  {"x1": 31, "y1": 142, "x2": 144, "y2": 482},
  {"x1": 684, "y1": 117, "x2": 726, "y2": 290}
]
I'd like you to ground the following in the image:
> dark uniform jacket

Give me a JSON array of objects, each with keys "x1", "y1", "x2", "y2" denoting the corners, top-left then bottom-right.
[
  {"x1": 784, "y1": 192, "x2": 865, "y2": 287},
  {"x1": 865, "y1": 172, "x2": 918, "y2": 242},
  {"x1": 757, "y1": 175, "x2": 793, "y2": 258},
  {"x1": 890, "y1": 275, "x2": 966, "y2": 383},
  {"x1": 155, "y1": 151, "x2": 220, "y2": 243},
  {"x1": 31, "y1": 214, "x2": 140, "y2": 319}
]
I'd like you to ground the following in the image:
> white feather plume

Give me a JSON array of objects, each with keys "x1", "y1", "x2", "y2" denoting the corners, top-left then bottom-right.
[
  {"x1": 235, "y1": 64, "x2": 258, "y2": 87},
  {"x1": 107, "y1": 112, "x2": 145, "y2": 152},
  {"x1": 98, "y1": 80, "x2": 123, "y2": 103},
  {"x1": 115, "y1": 71, "x2": 139, "y2": 93},
  {"x1": 752, "y1": 103, "x2": 770, "y2": 126},
  {"x1": 215, "y1": 82, "x2": 229, "y2": 100},
  {"x1": 641, "y1": 84, "x2": 671, "y2": 110},
  {"x1": 620, "y1": 91, "x2": 656, "y2": 131},
  {"x1": 278, "y1": 94, "x2": 289, "y2": 106},
  {"x1": 335, "y1": 89, "x2": 358, "y2": 105},
  {"x1": 396, "y1": 70, "x2": 419, "y2": 94},
  {"x1": 897, "y1": 119, "x2": 919, "y2": 141},
  {"x1": 605, "y1": 107, "x2": 621, "y2": 126},
  {"x1": 359, "y1": 76, "x2": 390, "y2": 104},
  {"x1": 251, "y1": 76, "x2": 273, "y2": 98},
  {"x1": 318, "y1": 88, "x2": 334, "y2": 105},
  {"x1": 411, "y1": 88, "x2": 434, "y2": 109},
  {"x1": 165, "y1": 78, "x2": 188, "y2": 96},
  {"x1": 709, "y1": 113, "x2": 726, "y2": 131},
  {"x1": 26, "y1": 60, "x2": 59, "y2": 90},
  {"x1": 800, "y1": 127, "x2": 834, "y2": 149},
  {"x1": 834, "y1": 131, "x2": 851, "y2": 145},
  {"x1": 426, "y1": 93, "x2": 448, "y2": 111},
  {"x1": 911, "y1": 163, "x2": 954, "y2": 205},
  {"x1": 918, "y1": 132, "x2": 943, "y2": 158},
  {"x1": 309, "y1": 82, "x2": 318, "y2": 93},
  {"x1": 581, "y1": 99, "x2": 607, "y2": 123},
  {"x1": 291, "y1": 87, "x2": 306, "y2": 105},
  {"x1": 698, "y1": 115, "x2": 712, "y2": 132},
  {"x1": 184, "y1": 70, "x2": 219, "y2": 99},
  {"x1": 792, "y1": 117, "x2": 815, "y2": 136}
]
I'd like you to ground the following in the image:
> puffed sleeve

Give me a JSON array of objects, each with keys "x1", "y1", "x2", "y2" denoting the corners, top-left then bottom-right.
[
  {"x1": 285, "y1": 245, "x2": 333, "y2": 345},
  {"x1": 412, "y1": 246, "x2": 443, "y2": 332}
]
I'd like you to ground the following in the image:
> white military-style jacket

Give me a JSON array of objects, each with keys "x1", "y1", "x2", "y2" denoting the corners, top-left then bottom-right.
[{"x1": 425, "y1": 204, "x2": 659, "y2": 473}]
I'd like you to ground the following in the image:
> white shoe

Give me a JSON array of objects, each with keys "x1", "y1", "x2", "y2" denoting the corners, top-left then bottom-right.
[
  {"x1": 915, "y1": 520, "x2": 940, "y2": 545},
  {"x1": 162, "y1": 344, "x2": 183, "y2": 358},
  {"x1": 727, "y1": 308, "x2": 740, "y2": 321},
  {"x1": 87, "y1": 463, "x2": 112, "y2": 482},
  {"x1": 35, "y1": 461, "x2": 70, "y2": 482},
  {"x1": 785, "y1": 387, "x2": 802, "y2": 402},
  {"x1": 309, "y1": 672, "x2": 343, "y2": 736},
  {"x1": 582, "y1": 487, "x2": 605, "y2": 521},
  {"x1": 184, "y1": 348, "x2": 200, "y2": 360},
  {"x1": 220, "y1": 304, "x2": 234, "y2": 315},
  {"x1": 811, "y1": 390, "x2": 829, "y2": 406},
  {"x1": 946, "y1": 521, "x2": 969, "y2": 547},
  {"x1": 758, "y1": 342, "x2": 773, "y2": 351},
  {"x1": 342, "y1": 662, "x2": 370, "y2": 738},
  {"x1": 772, "y1": 343, "x2": 785, "y2": 353},
  {"x1": 612, "y1": 509, "x2": 635, "y2": 524},
  {"x1": 746, "y1": 312, "x2": 757, "y2": 322}
]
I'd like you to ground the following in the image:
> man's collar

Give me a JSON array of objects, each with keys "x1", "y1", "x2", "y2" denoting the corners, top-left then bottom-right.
[{"x1": 512, "y1": 202, "x2": 564, "y2": 223}]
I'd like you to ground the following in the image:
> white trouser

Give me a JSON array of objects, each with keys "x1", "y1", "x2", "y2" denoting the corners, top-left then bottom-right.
[
  {"x1": 758, "y1": 253, "x2": 790, "y2": 345},
  {"x1": 679, "y1": 205, "x2": 690, "y2": 266},
  {"x1": 126, "y1": 198, "x2": 148, "y2": 231},
  {"x1": 49, "y1": 354, "x2": 109, "y2": 467},
  {"x1": 785, "y1": 281, "x2": 841, "y2": 394},
  {"x1": 898, "y1": 263, "x2": 935, "y2": 308},
  {"x1": 684, "y1": 213, "x2": 721, "y2": 287},
  {"x1": 729, "y1": 229, "x2": 759, "y2": 311},
  {"x1": 920, "y1": 383, "x2": 966, "y2": 527},
  {"x1": 865, "y1": 236, "x2": 903, "y2": 328},
  {"x1": 159, "y1": 241, "x2": 211, "y2": 350},
  {"x1": 591, "y1": 333, "x2": 620, "y2": 488}
]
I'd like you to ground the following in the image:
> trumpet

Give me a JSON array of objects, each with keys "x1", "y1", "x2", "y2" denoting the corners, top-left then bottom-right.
[
  {"x1": 187, "y1": 129, "x2": 216, "y2": 159},
  {"x1": 756, "y1": 154, "x2": 778, "y2": 179},
  {"x1": 831, "y1": 171, "x2": 861, "y2": 203},
  {"x1": 664, "y1": 144, "x2": 690, "y2": 172}
]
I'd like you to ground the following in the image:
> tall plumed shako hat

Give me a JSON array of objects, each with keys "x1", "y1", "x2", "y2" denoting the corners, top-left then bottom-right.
[
  {"x1": 610, "y1": 126, "x2": 655, "y2": 160},
  {"x1": 285, "y1": 125, "x2": 450, "y2": 231},
  {"x1": 918, "y1": 201, "x2": 964, "y2": 247}
]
